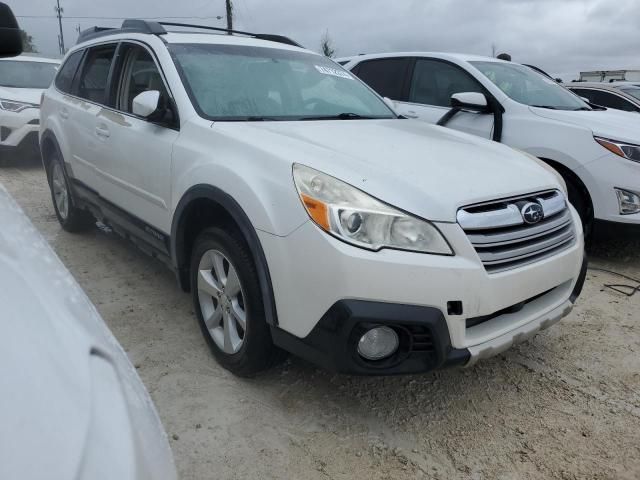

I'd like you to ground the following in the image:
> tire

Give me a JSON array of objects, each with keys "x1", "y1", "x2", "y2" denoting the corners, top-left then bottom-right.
[
  {"x1": 47, "y1": 150, "x2": 94, "y2": 232},
  {"x1": 565, "y1": 176, "x2": 593, "y2": 238},
  {"x1": 190, "y1": 226, "x2": 284, "y2": 376}
]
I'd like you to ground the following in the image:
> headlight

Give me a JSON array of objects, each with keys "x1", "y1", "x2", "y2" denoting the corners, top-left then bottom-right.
[
  {"x1": 595, "y1": 136, "x2": 640, "y2": 163},
  {"x1": 292, "y1": 164, "x2": 453, "y2": 255},
  {"x1": 0, "y1": 98, "x2": 38, "y2": 113}
]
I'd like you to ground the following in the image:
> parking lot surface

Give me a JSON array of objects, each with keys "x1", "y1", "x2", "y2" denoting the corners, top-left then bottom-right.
[{"x1": 2, "y1": 161, "x2": 639, "y2": 480}]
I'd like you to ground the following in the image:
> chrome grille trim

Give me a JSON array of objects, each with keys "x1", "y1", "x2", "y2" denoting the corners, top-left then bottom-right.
[{"x1": 458, "y1": 190, "x2": 576, "y2": 273}]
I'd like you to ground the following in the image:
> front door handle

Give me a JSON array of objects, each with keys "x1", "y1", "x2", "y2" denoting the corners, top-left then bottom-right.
[
  {"x1": 404, "y1": 111, "x2": 419, "y2": 119},
  {"x1": 95, "y1": 125, "x2": 110, "y2": 138},
  {"x1": 60, "y1": 108, "x2": 69, "y2": 120}
]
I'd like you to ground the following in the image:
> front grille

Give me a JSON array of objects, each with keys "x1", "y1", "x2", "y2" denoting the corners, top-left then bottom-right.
[{"x1": 458, "y1": 190, "x2": 576, "y2": 273}]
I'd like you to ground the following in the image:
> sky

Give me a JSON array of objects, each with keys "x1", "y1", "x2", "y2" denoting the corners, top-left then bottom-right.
[{"x1": 8, "y1": 0, "x2": 640, "y2": 80}]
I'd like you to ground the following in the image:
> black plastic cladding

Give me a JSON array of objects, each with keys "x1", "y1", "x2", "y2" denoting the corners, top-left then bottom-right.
[{"x1": 76, "y1": 19, "x2": 301, "y2": 48}]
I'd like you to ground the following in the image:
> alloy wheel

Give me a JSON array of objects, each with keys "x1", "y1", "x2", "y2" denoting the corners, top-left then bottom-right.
[
  {"x1": 51, "y1": 162, "x2": 69, "y2": 220},
  {"x1": 197, "y1": 249, "x2": 247, "y2": 354}
]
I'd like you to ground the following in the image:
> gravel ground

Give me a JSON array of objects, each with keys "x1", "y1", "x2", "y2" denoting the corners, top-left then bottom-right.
[{"x1": 2, "y1": 161, "x2": 639, "y2": 480}]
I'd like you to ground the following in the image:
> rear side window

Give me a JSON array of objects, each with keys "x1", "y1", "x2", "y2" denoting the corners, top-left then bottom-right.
[
  {"x1": 409, "y1": 59, "x2": 483, "y2": 107},
  {"x1": 77, "y1": 45, "x2": 117, "y2": 105},
  {"x1": 354, "y1": 58, "x2": 410, "y2": 100},
  {"x1": 55, "y1": 50, "x2": 83, "y2": 93}
]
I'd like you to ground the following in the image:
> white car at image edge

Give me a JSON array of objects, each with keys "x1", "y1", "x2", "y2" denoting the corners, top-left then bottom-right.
[
  {"x1": 0, "y1": 182, "x2": 176, "y2": 479},
  {"x1": 40, "y1": 20, "x2": 586, "y2": 377},
  {"x1": 340, "y1": 52, "x2": 640, "y2": 236},
  {"x1": 0, "y1": 55, "x2": 59, "y2": 161}
]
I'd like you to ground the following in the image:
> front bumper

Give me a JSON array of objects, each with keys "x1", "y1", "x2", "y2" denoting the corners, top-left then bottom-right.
[
  {"x1": 0, "y1": 107, "x2": 40, "y2": 151},
  {"x1": 577, "y1": 152, "x2": 640, "y2": 225},
  {"x1": 271, "y1": 257, "x2": 587, "y2": 375},
  {"x1": 260, "y1": 207, "x2": 586, "y2": 375}
]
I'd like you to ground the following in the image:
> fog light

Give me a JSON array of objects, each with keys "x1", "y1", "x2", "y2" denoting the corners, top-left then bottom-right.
[
  {"x1": 357, "y1": 326, "x2": 399, "y2": 361},
  {"x1": 615, "y1": 188, "x2": 640, "y2": 214}
]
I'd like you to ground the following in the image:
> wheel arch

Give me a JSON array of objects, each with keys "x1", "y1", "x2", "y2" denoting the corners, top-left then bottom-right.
[
  {"x1": 171, "y1": 184, "x2": 279, "y2": 326},
  {"x1": 539, "y1": 157, "x2": 594, "y2": 221}
]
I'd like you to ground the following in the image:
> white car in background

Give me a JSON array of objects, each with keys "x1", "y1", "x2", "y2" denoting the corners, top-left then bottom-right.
[
  {"x1": 0, "y1": 55, "x2": 59, "y2": 162},
  {"x1": 0, "y1": 182, "x2": 176, "y2": 480},
  {"x1": 341, "y1": 53, "x2": 640, "y2": 236}
]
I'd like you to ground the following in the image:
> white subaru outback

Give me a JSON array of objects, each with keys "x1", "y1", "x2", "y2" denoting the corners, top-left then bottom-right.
[{"x1": 40, "y1": 20, "x2": 586, "y2": 376}]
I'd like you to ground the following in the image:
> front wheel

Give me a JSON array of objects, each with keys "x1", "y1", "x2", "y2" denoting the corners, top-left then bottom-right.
[
  {"x1": 190, "y1": 227, "x2": 284, "y2": 376},
  {"x1": 565, "y1": 176, "x2": 592, "y2": 238}
]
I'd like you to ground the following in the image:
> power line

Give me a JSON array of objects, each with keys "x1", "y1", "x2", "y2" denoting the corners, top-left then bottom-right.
[{"x1": 16, "y1": 14, "x2": 224, "y2": 20}]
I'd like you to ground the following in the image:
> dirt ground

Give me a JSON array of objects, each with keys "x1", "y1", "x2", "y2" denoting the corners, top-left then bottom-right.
[{"x1": 2, "y1": 160, "x2": 639, "y2": 480}]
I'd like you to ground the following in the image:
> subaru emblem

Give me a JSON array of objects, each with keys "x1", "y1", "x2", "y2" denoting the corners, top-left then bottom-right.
[{"x1": 521, "y1": 202, "x2": 544, "y2": 224}]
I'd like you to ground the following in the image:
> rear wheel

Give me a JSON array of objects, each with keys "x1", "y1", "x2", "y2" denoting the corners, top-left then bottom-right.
[
  {"x1": 190, "y1": 227, "x2": 284, "y2": 376},
  {"x1": 47, "y1": 152, "x2": 94, "y2": 232}
]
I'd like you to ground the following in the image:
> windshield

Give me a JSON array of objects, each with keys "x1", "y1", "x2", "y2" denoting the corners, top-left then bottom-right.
[
  {"x1": 0, "y1": 60, "x2": 58, "y2": 89},
  {"x1": 619, "y1": 87, "x2": 640, "y2": 101},
  {"x1": 169, "y1": 44, "x2": 395, "y2": 121},
  {"x1": 471, "y1": 61, "x2": 591, "y2": 111}
]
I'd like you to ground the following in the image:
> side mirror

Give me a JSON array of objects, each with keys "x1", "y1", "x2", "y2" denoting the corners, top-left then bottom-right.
[
  {"x1": 132, "y1": 90, "x2": 160, "y2": 118},
  {"x1": 451, "y1": 92, "x2": 490, "y2": 113},
  {"x1": 0, "y1": 3, "x2": 23, "y2": 58}
]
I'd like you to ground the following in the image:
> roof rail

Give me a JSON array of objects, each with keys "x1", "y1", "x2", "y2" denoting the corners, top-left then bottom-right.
[
  {"x1": 75, "y1": 19, "x2": 302, "y2": 48},
  {"x1": 157, "y1": 22, "x2": 302, "y2": 47},
  {"x1": 76, "y1": 20, "x2": 166, "y2": 44}
]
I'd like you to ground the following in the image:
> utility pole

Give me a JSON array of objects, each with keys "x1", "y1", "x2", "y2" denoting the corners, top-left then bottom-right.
[
  {"x1": 54, "y1": 0, "x2": 65, "y2": 54},
  {"x1": 225, "y1": 0, "x2": 233, "y2": 33}
]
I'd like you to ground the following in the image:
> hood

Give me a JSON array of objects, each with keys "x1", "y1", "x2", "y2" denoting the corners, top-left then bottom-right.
[
  {"x1": 529, "y1": 106, "x2": 640, "y2": 144},
  {"x1": 0, "y1": 86, "x2": 43, "y2": 105},
  {"x1": 215, "y1": 119, "x2": 561, "y2": 222}
]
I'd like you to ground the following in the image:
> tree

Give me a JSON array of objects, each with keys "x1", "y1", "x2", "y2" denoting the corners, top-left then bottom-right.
[
  {"x1": 20, "y1": 30, "x2": 38, "y2": 53},
  {"x1": 320, "y1": 29, "x2": 336, "y2": 58}
]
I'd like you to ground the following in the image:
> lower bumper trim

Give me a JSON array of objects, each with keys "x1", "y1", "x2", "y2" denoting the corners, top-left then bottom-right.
[{"x1": 271, "y1": 299, "x2": 469, "y2": 376}]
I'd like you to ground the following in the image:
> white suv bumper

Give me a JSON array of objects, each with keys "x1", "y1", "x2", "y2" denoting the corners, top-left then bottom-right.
[
  {"x1": 0, "y1": 107, "x2": 40, "y2": 153},
  {"x1": 260, "y1": 207, "x2": 585, "y2": 374}
]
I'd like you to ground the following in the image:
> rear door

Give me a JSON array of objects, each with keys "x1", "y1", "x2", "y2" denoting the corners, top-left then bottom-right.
[
  {"x1": 92, "y1": 41, "x2": 179, "y2": 232},
  {"x1": 395, "y1": 58, "x2": 494, "y2": 139},
  {"x1": 68, "y1": 43, "x2": 118, "y2": 190}
]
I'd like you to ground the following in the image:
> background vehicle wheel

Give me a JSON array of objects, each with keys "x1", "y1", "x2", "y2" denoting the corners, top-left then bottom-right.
[
  {"x1": 47, "y1": 152, "x2": 94, "y2": 232},
  {"x1": 190, "y1": 227, "x2": 284, "y2": 376},
  {"x1": 565, "y1": 176, "x2": 593, "y2": 238}
]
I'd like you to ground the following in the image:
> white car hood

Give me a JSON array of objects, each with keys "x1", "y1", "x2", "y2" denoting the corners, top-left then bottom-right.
[
  {"x1": 217, "y1": 119, "x2": 561, "y2": 222},
  {"x1": 0, "y1": 185, "x2": 176, "y2": 480},
  {"x1": 0, "y1": 86, "x2": 43, "y2": 105},
  {"x1": 529, "y1": 106, "x2": 640, "y2": 144}
]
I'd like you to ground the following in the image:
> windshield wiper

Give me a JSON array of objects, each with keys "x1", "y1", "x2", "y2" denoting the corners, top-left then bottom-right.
[
  {"x1": 301, "y1": 112, "x2": 376, "y2": 120},
  {"x1": 530, "y1": 105, "x2": 559, "y2": 110}
]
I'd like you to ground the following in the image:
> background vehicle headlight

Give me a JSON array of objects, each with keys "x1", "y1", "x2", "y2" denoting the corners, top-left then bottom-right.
[
  {"x1": 0, "y1": 98, "x2": 38, "y2": 113},
  {"x1": 292, "y1": 164, "x2": 453, "y2": 254},
  {"x1": 595, "y1": 136, "x2": 640, "y2": 163}
]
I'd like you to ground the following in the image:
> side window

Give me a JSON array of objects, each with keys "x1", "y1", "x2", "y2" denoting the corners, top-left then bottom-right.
[
  {"x1": 55, "y1": 50, "x2": 84, "y2": 94},
  {"x1": 116, "y1": 44, "x2": 169, "y2": 115},
  {"x1": 354, "y1": 58, "x2": 410, "y2": 100},
  {"x1": 77, "y1": 45, "x2": 117, "y2": 105},
  {"x1": 572, "y1": 88, "x2": 636, "y2": 111},
  {"x1": 409, "y1": 59, "x2": 483, "y2": 107}
]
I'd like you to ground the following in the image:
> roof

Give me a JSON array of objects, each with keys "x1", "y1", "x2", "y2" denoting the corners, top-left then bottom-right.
[
  {"x1": 566, "y1": 82, "x2": 640, "y2": 91},
  {"x1": 0, "y1": 55, "x2": 60, "y2": 64},
  {"x1": 336, "y1": 51, "x2": 507, "y2": 65}
]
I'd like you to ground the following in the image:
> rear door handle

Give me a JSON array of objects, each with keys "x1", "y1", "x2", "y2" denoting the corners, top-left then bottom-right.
[
  {"x1": 404, "y1": 111, "x2": 419, "y2": 119},
  {"x1": 60, "y1": 108, "x2": 69, "y2": 120},
  {"x1": 95, "y1": 125, "x2": 110, "y2": 138}
]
